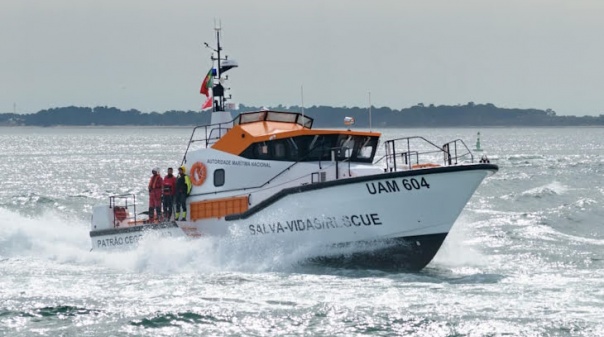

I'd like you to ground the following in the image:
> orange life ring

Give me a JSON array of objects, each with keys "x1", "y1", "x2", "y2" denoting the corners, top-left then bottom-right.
[
  {"x1": 412, "y1": 163, "x2": 440, "y2": 169},
  {"x1": 190, "y1": 162, "x2": 207, "y2": 186}
]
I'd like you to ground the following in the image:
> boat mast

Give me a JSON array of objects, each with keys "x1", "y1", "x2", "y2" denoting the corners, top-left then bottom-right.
[
  {"x1": 211, "y1": 25, "x2": 224, "y2": 112},
  {"x1": 204, "y1": 23, "x2": 238, "y2": 130}
]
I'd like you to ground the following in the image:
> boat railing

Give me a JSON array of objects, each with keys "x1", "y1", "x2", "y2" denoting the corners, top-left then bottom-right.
[
  {"x1": 181, "y1": 122, "x2": 233, "y2": 164},
  {"x1": 375, "y1": 136, "x2": 474, "y2": 171},
  {"x1": 442, "y1": 139, "x2": 474, "y2": 165},
  {"x1": 109, "y1": 193, "x2": 138, "y2": 227}
]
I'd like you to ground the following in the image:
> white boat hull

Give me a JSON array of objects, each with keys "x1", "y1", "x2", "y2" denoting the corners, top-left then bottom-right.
[
  {"x1": 90, "y1": 222, "x2": 185, "y2": 250},
  {"x1": 90, "y1": 164, "x2": 495, "y2": 270}
]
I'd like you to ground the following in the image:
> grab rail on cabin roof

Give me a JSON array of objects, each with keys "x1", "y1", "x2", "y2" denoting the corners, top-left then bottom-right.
[{"x1": 374, "y1": 136, "x2": 474, "y2": 171}]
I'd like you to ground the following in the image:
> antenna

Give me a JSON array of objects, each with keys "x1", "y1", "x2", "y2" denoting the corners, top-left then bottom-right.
[
  {"x1": 368, "y1": 91, "x2": 372, "y2": 132},
  {"x1": 301, "y1": 85, "x2": 305, "y2": 119},
  {"x1": 216, "y1": 24, "x2": 221, "y2": 111}
]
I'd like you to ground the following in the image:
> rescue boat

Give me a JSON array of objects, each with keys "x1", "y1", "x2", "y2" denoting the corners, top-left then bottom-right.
[{"x1": 90, "y1": 27, "x2": 498, "y2": 271}]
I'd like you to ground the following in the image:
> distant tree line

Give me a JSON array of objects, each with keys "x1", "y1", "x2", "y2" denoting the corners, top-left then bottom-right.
[{"x1": 1, "y1": 103, "x2": 603, "y2": 127}]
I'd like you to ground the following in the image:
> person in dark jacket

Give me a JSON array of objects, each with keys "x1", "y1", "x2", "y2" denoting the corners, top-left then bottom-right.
[
  {"x1": 162, "y1": 167, "x2": 177, "y2": 220},
  {"x1": 174, "y1": 165, "x2": 192, "y2": 221},
  {"x1": 148, "y1": 167, "x2": 163, "y2": 222}
]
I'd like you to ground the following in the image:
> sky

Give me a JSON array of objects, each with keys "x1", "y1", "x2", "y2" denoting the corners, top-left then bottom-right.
[{"x1": 1, "y1": 0, "x2": 603, "y2": 116}]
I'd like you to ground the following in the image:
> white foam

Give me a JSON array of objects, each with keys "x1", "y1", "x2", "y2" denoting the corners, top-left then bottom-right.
[
  {"x1": 520, "y1": 181, "x2": 568, "y2": 198},
  {"x1": 501, "y1": 181, "x2": 569, "y2": 200},
  {"x1": 431, "y1": 215, "x2": 489, "y2": 270},
  {"x1": 0, "y1": 208, "x2": 90, "y2": 262},
  {"x1": 0, "y1": 208, "x2": 332, "y2": 274},
  {"x1": 1, "y1": 207, "x2": 519, "y2": 275}
]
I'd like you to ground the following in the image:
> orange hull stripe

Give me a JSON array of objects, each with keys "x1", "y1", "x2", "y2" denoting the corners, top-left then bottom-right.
[{"x1": 190, "y1": 195, "x2": 249, "y2": 221}]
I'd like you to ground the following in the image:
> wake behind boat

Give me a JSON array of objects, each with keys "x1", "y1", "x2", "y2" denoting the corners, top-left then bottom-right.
[{"x1": 90, "y1": 27, "x2": 498, "y2": 271}]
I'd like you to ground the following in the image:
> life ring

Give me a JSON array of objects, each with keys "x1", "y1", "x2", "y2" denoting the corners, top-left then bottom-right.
[
  {"x1": 412, "y1": 163, "x2": 440, "y2": 169},
  {"x1": 190, "y1": 162, "x2": 207, "y2": 186}
]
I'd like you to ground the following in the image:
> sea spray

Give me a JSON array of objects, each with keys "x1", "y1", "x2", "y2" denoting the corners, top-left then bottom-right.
[{"x1": 0, "y1": 208, "x2": 90, "y2": 261}]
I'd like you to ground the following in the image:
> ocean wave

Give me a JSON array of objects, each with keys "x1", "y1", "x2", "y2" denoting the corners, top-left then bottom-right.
[
  {"x1": 0, "y1": 306, "x2": 102, "y2": 322},
  {"x1": 521, "y1": 182, "x2": 568, "y2": 198},
  {"x1": 7, "y1": 193, "x2": 58, "y2": 207},
  {"x1": 571, "y1": 197, "x2": 598, "y2": 209},
  {"x1": 31, "y1": 305, "x2": 101, "y2": 318},
  {"x1": 0, "y1": 208, "x2": 90, "y2": 260},
  {"x1": 506, "y1": 154, "x2": 546, "y2": 161},
  {"x1": 501, "y1": 181, "x2": 568, "y2": 200},
  {"x1": 519, "y1": 222, "x2": 604, "y2": 246},
  {"x1": 129, "y1": 311, "x2": 231, "y2": 328}
]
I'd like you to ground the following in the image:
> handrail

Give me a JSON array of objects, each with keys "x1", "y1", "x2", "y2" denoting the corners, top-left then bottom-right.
[
  {"x1": 442, "y1": 138, "x2": 474, "y2": 165},
  {"x1": 180, "y1": 122, "x2": 234, "y2": 165},
  {"x1": 374, "y1": 136, "x2": 475, "y2": 172},
  {"x1": 374, "y1": 136, "x2": 442, "y2": 164},
  {"x1": 109, "y1": 193, "x2": 138, "y2": 225}
]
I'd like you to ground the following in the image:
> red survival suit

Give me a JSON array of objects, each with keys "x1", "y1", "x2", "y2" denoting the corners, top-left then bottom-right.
[
  {"x1": 162, "y1": 171, "x2": 177, "y2": 220},
  {"x1": 148, "y1": 169, "x2": 163, "y2": 221}
]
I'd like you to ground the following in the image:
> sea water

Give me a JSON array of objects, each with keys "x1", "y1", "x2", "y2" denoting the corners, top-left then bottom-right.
[{"x1": 1, "y1": 126, "x2": 603, "y2": 336}]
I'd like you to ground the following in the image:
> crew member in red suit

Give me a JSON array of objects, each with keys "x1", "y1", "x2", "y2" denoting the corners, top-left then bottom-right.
[
  {"x1": 162, "y1": 167, "x2": 177, "y2": 220},
  {"x1": 148, "y1": 167, "x2": 163, "y2": 222}
]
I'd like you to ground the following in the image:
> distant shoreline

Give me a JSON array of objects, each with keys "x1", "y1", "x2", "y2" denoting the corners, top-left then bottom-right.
[
  {"x1": 1, "y1": 103, "x2": 603, "y2": 127},
  {"x1": 2, "y1": 125, "x2": 604, "y2": 129}
]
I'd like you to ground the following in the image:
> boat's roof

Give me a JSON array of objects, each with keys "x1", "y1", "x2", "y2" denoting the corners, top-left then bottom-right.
[{"x1": 211, "y1": 110, "x2": 381, "y2": 155}]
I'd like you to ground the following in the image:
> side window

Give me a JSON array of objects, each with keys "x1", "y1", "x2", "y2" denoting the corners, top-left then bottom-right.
[
  {"x1": 357, "y1": 137, "x2": 374, "y2": 159},
  {"x1": 308, "y1": 136, "x2": 331, "y2": 160},
  {"x1": 214, "y1": 169, "x2": 225, "y2": 187},
  {"x1": 273, "y1": 142, "x2": 286, "y2": 159},
  {"x1": 288, "y1": 138, "x2": 299, "y2": 160},
  {"x1": 358, "y1": 145, "x2": 374, "y2": 159},
  {"x1": 255, "y1": 143, "x2": 270, "y2": 159},
  {"x1": 338, "y1": 135, "x2": 355, "y2": 159}
]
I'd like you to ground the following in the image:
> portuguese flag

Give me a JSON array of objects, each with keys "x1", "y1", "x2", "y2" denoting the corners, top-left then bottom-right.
[
  {"x1": 200, "y1": 68, "x2": 213, "y2": 97},
  {"x1": 201, "y1": 95, "x2": 213, "y2": 111}
]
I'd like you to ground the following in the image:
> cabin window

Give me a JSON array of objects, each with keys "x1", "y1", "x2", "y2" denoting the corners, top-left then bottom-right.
[
  {"x1": 254, "y1": 143, "x2": 270, "y2": 159},
  {"x1": 239, "y1": 134, "x2": 378, "y2": 163},
  {"x1": 214, "y1": 169, "x2": 225, "y2": 187},
  {"x1": 357, "y1": 136, "x2": 377, "y2": 160},
  {"x1": 305, "y1": 135, "x2": 334, "y2": 161},
  {"x1": 273, "y1": 142, "x2": 286, "y2": 159},
  {"x1": 288, "y1": 138, "x2": 299, "y2": 159},
  {"x1": 337, "y1": 135, "x2": 355, "y2": 159}
]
